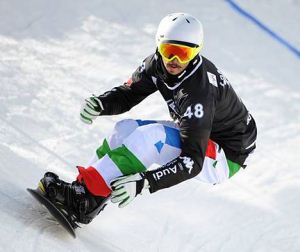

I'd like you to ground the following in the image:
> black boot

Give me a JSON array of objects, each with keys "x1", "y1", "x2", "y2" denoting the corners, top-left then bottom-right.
[{"x1": 39, "y1": 172, "x2": 109, "y2": 224}]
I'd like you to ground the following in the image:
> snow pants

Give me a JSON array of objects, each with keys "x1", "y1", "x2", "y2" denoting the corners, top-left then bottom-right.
[{"x1": 77, "y1": 119, "x2": 241, "y2": 197}]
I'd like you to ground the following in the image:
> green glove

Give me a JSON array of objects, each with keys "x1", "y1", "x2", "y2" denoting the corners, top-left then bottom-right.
[
  {"x1": 110, "y1": 173, "x2": 150, "y2": 208},
  {"x1": 80, "y1": 96, "x2": 103, "y2": 124}
]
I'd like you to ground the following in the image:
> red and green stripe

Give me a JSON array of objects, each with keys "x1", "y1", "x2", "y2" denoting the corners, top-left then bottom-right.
[{"x1": 78, "y1": 139, "x2": 146, "y2": 197}]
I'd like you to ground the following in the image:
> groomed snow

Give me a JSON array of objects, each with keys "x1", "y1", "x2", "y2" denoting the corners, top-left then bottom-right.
[{"x1": 0, "y1": 0, "x2": 299, "y2": 251}]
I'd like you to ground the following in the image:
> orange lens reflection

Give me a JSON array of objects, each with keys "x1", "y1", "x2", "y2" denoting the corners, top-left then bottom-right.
[{"x1": 159, "y1": 43, "x2": 200, "y2": 63}]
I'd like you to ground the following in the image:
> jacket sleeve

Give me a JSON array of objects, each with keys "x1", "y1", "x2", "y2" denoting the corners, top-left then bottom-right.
[
  {"x1": 98, "y1": 56, "x2": 158, "y2": 115},
  {"x1": 145, "y1": 82, "x2": 216, "y2": 193}
]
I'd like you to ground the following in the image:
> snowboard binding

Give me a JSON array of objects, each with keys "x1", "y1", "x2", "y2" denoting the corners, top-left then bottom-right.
[{"x1": 36, "y1": 172, "x2": 109, "y2": 227}]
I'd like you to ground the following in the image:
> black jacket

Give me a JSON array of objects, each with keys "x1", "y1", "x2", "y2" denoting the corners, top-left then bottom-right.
[{"x1": 98, "y1": 53, "x2": 257, "y2": 193}]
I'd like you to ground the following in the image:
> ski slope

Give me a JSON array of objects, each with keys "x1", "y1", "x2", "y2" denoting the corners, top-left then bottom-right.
[{"x1": 0, "y1": 0, "x2": 299, "y2": 251}]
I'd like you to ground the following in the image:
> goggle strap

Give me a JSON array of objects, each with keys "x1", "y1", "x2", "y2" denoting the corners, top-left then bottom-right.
[{"x1": 161, "y1": 40, "x2": 199, "y2": 48}]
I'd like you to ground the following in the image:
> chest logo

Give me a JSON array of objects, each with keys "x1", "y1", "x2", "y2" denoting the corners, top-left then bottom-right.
[
  {"x1": 207, "y1": 72, "x2": 218, "y2": 87},
  {"x1": 166, "y1": 99, "x2": 180, "y2": 116}
]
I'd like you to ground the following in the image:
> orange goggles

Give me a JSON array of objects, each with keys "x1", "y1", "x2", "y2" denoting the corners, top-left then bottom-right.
[{"x1": 158, "y1": 43, "x2": 202, "y2": 64}]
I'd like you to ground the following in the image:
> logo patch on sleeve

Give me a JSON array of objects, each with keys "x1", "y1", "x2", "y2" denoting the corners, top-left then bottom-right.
[
  {"x1": 125, "y1": 78, "x2": 133, "y2": 86},
  {"x1": 207, "y1": 72, "x2": 218, "y2": 87}
]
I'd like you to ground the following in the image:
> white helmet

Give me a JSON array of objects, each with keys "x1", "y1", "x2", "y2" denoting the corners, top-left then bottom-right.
[{"x1": 156, "y1": 13, "x2": 204, "y2": 48}]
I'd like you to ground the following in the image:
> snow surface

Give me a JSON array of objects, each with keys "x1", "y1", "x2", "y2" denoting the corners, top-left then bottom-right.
[{"x1": 0, "y1": 0, "x2": 299, "y2": 251}]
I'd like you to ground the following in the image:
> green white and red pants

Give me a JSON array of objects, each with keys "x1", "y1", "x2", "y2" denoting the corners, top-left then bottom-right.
[{"x1": 77, "y1": 119, "x2": 241, "y2": 197}]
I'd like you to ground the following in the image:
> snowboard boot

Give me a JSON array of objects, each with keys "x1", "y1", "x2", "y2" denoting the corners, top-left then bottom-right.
[{"x1": 38, "y1": 172, "x2": 109, "y2": 224}]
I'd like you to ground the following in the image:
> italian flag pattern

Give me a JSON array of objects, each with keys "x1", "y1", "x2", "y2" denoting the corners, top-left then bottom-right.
[{"x1": 77, "y1": 119, "x2": 240, "y2": 197}]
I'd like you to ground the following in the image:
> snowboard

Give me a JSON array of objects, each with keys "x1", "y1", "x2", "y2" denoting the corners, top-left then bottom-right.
[{"x1": 27, "y1": 188, "x2": 78, "y2": 238}]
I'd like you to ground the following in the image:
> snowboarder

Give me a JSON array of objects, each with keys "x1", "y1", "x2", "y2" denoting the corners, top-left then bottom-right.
[{"x1": 37, "y1": 13, "x2": 257, "y2": 225}]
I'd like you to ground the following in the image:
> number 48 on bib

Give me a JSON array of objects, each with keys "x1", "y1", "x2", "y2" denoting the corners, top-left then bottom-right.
[{"x1": 183, "y1": 103, "x2": 204, "y2": 119}]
